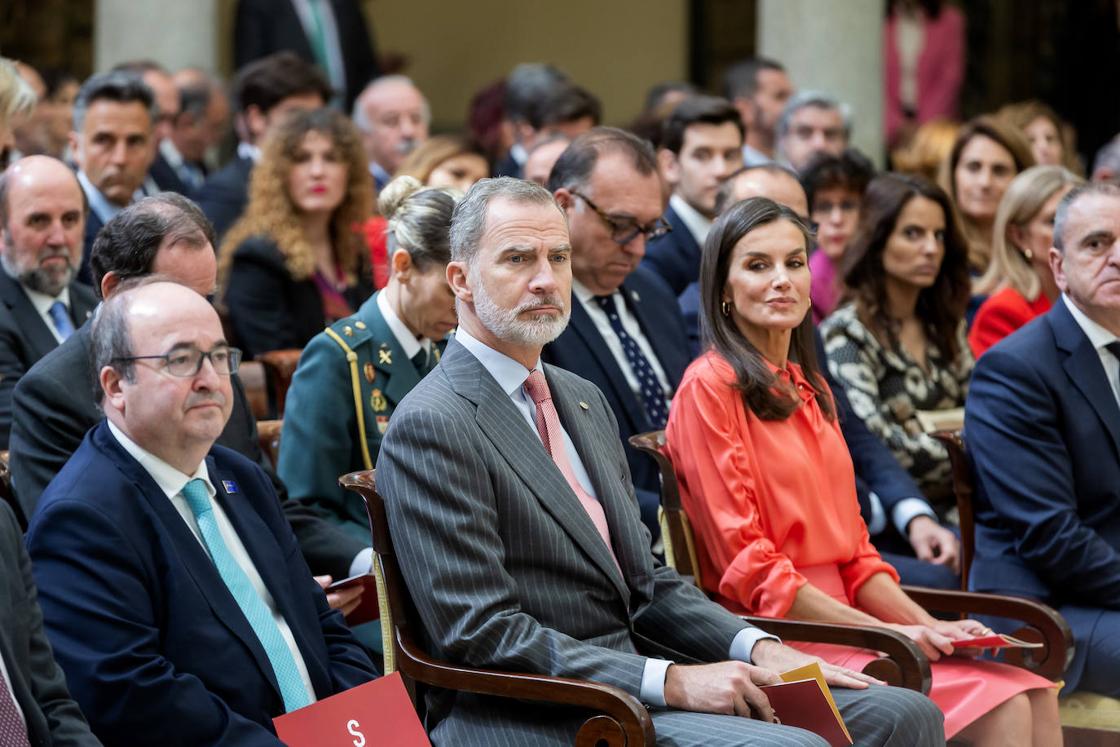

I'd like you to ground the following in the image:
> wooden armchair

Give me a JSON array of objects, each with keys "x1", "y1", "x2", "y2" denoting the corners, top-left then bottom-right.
[
  {"x1": 238, "y1": 360, "x2": 271, "y2": 421},
  {"x1": 257, "y1": 349, "x2": 302, "y2": 418},
  {"x1": 629, "y1": 430, "x2": 1071, "y2": 685},
  {"x1": 256, "y1": 420, "x2": 283, "y2": 470},
  {"x1": 339, "y1": 469, "x2": 656, "y2": 747},
  {"x1": 933, "y1": 430, "x2": 1120, "y2": 739}
]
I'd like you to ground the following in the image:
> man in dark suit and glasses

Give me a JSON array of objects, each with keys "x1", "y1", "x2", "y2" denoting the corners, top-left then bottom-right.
[
  {"x1": 0, "y1": 156, "x2": 97, "y2": 448},
  {"x1": 375, "y1": 177, "x2": 943, "y2": 745}
]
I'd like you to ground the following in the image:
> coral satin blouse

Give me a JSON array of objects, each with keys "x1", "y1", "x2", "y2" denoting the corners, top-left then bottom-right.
[{"x1": 665, "y1": 351, "x2": 898, "y2": 618}]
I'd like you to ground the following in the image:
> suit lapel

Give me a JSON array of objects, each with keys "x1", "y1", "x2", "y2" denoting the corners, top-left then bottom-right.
[
  {"x1": 1052, "y1": 303, "x2": 1120, "y2": 456},
  {"x1": 443, "y1": 342, "x2": 629, "y2": 600},
  {"x1": 567, "y1": 297, "x2": 648, "y2": 433},
  {"x1": 0, "y1": 272, "x2": 57, "y2": 361}
]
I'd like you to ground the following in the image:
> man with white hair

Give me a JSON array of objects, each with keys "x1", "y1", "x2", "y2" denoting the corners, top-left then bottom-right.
[
  {"x1": 352, "y1": 75, "x2": 429, "y2": 191},
  {"x1": 375, "y1": 176, "x2": 944, "y2": 745}
]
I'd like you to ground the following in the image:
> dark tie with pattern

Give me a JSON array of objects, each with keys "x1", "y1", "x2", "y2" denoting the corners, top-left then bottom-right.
[
  {"x1": 1106, "y1": 341, "x2": 1120, "y2": 393},
  {"x1": 593, "y1": 294, "x2": 670, "y2": 428},
  {"x1": 0, "y1": 665, "x2": 30, "y2": 747}
]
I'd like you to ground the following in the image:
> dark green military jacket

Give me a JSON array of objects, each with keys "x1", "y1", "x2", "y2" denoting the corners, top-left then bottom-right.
[{"x1": 278, "y1": 291, "x2": 443, "y2": 541}]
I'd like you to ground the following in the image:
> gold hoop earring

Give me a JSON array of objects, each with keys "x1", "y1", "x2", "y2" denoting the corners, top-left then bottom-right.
[{"x1": 721, "y1": 300, "x2": 731, "y2": 317}]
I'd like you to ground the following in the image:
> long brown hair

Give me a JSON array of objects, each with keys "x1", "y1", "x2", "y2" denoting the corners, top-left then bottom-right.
[
  {"x1": 699, "y1": 197, "x2": 834, "y2": 421},
  {"x1": 841, "y1": 173, "x2": 971, "y2": 360},
  {"x1": 219, "y1": 107, "x2": 372, "y2": 287}
]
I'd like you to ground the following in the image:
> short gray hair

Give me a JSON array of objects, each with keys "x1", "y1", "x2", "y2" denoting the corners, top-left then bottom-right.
[
  {"x1": 73, "y1": 71, "x2": 157, "y2": 132},
  {"x1": 351, "y1": 75, "x2": 431, "y2": 132},
  {"x1": 449, "y1": 177, "x2": 562, "y2": 264},
  {"x1": 1053, "y1": 182, "x2": 1120, "y2": 252},
  {"x1": 776, "y1": 90, "x2": 852, "y2": 139}
]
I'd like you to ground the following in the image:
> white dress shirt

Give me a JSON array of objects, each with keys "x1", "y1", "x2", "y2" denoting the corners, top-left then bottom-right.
[
  {"x1": 455, "y1": 327, "x2": 777, "y2": 706},
  {"x1": 377, "y1": 291, "x2": 432, "y2": 363},
  {"x1": 572, "y1": 279, "x2": 671, "y2": 402},
  {"x1": 106, "y1": 421, "x2": 317, "y2": 704},
  {"x1": 669, "y1": 193, "x2": 713, "y2": 249},
  {"x1": 20, "y1": 283, "x2": 71, "y2": 344},
  {"x1": 1064, "y1": 294, "x2": 1120, "y2": 408}
]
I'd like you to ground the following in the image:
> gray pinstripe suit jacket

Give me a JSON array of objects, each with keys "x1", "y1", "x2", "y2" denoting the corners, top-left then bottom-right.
[{"x1": 375, "y1": 339, "x2": 755, "y2": 742}]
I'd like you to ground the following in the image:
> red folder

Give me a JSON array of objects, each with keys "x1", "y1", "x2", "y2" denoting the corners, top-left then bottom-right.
[
  {"x1": 951, "y1": 633, "x2": 1043, "y2": 650},
  {"x1": 327, "y1": 573, "x2": 380, "y2": 626},
  {"x1": 760, "y1": 663, "x2": 853, "y2": 747},
  {"x1": 273, "y1": 673, "x2": 430, "y2": 746}
]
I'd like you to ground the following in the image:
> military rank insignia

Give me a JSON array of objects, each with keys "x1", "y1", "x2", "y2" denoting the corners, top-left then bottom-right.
[
  {"x1": 378, "y1": 344, "x2": 392, "y2": 365},
  {"x1": 370, "y1": 388, "x2": 388, "y2": 412},
  {"x1": 376, "y1": 415, "x2": 389, "y2": 434},
  {"x1": 364, "y1": 362, "x2": 375, "y2": 383}
]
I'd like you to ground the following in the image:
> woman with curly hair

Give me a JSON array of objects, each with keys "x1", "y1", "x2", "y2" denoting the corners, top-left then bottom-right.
[
  {"x1": 220, "y1": 107, "x2": 373, "y2": 358},
  {"x1": 821, "y1": 174, "x2": 972, "y2": 514}
]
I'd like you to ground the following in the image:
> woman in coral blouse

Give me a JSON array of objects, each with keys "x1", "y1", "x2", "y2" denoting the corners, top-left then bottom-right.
[
  {"x1": 969, "y1": 165, "x2": 1083, "y2": 357},
  {"x1": 665, "y1": 197, "x2": 1060, "y2": 745}
]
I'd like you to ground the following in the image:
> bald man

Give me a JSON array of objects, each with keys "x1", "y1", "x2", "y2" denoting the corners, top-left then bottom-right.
[{"x1": 0, "y1": 155, "x2": 96, "y2": 447}]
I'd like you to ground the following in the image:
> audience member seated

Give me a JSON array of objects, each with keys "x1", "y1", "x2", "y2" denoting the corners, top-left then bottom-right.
[
  {"x1": 376, "y1": 176, "x2": 944, "y2": 746},
  {"x1": 521, "y1": 133, "x2": 570, "y2": 187},
  {"x1": 627, "y1": 80, "x2": 697, "y2": 146},
  {"x1": 26, "y1": 279, "x2": 377, "y2": 745},
  {"x1": 643, "y1": 96, "x2": 744, "y2": 296},
  {"x1": 970, "y1": 165, "x2": 1083, "y2": 357},
  {"x1": 1091, "y1": 134, "x2": 1120, "y2": 184},
  {"x1": 280, "y1": 175, "x2": 456, "y2": 549},
  {"x1": 9, "y1": 194, "x2": 369, "y2": 586},
  {"x1": 775, "y1": 91, "x2": 850, "y2": 174},
  {"x1": 195, "y1": 52, "x2": 331, "y2": 242},
  {"x1": 164, "y1": 68, "x2": 229, "y2": 192},
  {"x1": 70, "y1": 71, "x2": 157, "y2": 283},
  {"x1": 110, "y1": 60, "x2": 185, "y2": 195},
  {"x1": 0, "y1": 156, "x2": 96, "y2": 448},
  {"x1": 939, "y1": 115, "x2": 1034, "y2": 276},
  {"x1": 491, "y1": 63, "x2": 569, "y2": 178},
  {"x1": 801, "y1": 149, "x2": 875, "y2": 321},
  {"x1": 997, "y1": 99, "x2": 1080, "y2": 172},
  {"x1": 396, "y1": 134, "x2": 489, "y2": 193},
  {"x1": 10, "y1": 65, "x2": 79, "y2": 162},
  {"x1": 0, "y1": 58, "x2": 36, "y2": 172},
  {"x1": 966, "y1": 182, "x2": 1120, "y2": 697},
  {"x1": 890, "y1": 118, "x2": 959, "y2": 184},
  {"x1": 542, "y1": 128, "x2": 680, "y2": 541},
  {"x1": 352, "y1": 75, "x2": 430, "y2": 192},
  {"x1": 723, "y1": 56, "x2": 794, "y2": 167},
  {"x1": 822, "y1": 174, "x2": 972, "y2": 516},
  {"x1": 220, "y1": 107, "x2": 374, "y2": 358},
  {"x1": 665, "y1": 196, "x2": 1059, "y2": 745}
]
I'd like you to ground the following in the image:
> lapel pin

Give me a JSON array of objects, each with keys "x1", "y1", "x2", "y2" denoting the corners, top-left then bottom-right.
[
  {"x1": 579, "y1": 401, "x2": 590, "y2": 410},
  {"x1": 631, "y1": 290, "x2": 641, "y2": 302},
  {"x1": 221, "y1": 480, "x2": 239, "y2": 494},
  {"x1": 364, "y1": 362, "x2": 376, "y2": 383},
  {"x1": 343, "y1": 325, "x2": 353, "y2": 337},
  {"x1": 355, "y1": 321, "x2": 367, "y2": 330}
]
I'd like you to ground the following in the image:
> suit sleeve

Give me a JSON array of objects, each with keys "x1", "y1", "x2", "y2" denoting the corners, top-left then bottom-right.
[
  {"x1": 966, "y1": 348, "x2": 1120, "y2": 604},
  {"x1": 223, "y1": 240, "x2": 301, "y2": 358},
  {"x1": 27, "y1": 499, "x2": 288, "y2": 746},
  {"x1": 376, "y1": 405, "x2": 651, "y2": 697},
  {"x1": 0, "y1": 314, "x2": 29, "y2": 450},
  {"x1": 9, "y1": 365, "x2": 88, "y2": 524},
  {"x1": 2, "y1": 503, "x2": 101, "y2": 746},
  {"x1": 233, "y1": 0, "x2": 271, "y2": 70}
]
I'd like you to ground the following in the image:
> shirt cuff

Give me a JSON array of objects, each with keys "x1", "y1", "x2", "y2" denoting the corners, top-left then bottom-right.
[
  {"x1": 640, "y1": 657, "x2": 673, "y2": 707},
  {"x1": 729, "y1": 627, "x2": 781, "y2": 664},
  {"x1": 348, "y1": 547, "x2": 374, "y2": 578},
  {"x1": 891, "y1": 498, "x2": 937, "y2": 538},
  {"x1": 866, "y1": 491, "x2": 887, "y2": 535}
]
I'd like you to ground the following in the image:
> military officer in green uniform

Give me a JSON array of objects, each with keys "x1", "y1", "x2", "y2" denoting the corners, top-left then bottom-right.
[{"x1": 279, "y1": 177, "x2": 460, "y2": 562}]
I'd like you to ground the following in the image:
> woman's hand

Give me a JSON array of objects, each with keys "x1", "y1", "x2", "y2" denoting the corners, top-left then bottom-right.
[
  {"x1": 883, "y1": 623, "x2": 956, "y2": 661},
  {"x1": 926, "y1": 618, "x2": 995, "y2": 657}
]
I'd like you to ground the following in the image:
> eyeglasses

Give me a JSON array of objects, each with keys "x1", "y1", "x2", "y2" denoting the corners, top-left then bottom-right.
[
  {"x1": 114, "y1": 345, "x2": 243, "y2": 377},
  {"x1": 570, "y1": 190, "x2": 672, "y2": 246}
]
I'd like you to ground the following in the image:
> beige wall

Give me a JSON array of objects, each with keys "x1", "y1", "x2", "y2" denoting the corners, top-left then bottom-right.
[{"x1": 367, "y1": 0, "x2": 689, "y2": 130}]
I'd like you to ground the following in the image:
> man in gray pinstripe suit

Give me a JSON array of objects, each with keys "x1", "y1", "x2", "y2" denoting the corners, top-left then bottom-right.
[{"x1": 376, "y1": 177, "x2": 944, "y2": 746}]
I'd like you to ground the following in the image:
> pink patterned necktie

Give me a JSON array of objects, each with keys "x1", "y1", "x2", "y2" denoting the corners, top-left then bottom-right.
[
  {"x1": 0, "y1": 666, "x2": 30, "y2": 747},
  {"x1": 523, "y1": 370, "x2": 620, "y2": 569}
]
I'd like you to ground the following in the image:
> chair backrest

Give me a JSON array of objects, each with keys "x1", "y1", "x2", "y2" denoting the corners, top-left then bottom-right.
[
  {"x1": 239, "y1": 360, "x2": 271, "y2": 421},
  {"x1": 931, "y1": 430, "x2": 974, "y2": 591},
  {"x1": 257, "y1": 348, "x2": 302, "y2": 418},
  {"x1": 256, "y1": 420, "x2": 282, "y2": 470},
  {"x1": 627, "y1": 431, "x2": 701, "y2": 584}
]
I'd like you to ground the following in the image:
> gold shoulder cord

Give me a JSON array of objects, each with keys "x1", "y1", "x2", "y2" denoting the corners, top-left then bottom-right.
[{"x1": 324, "y1": 327, "x2": 395, "y2": 672}]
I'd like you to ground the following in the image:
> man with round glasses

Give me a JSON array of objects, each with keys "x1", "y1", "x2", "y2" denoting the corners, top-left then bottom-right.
[
  {"x1": 26, "y1": 279, "x2": 377, "y2": 743},
  {"x1": 543, "y1": 127, "x2": 690, "y2": 543}
]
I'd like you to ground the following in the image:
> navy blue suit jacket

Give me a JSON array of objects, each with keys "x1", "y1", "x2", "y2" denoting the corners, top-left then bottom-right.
[
  {"x1": 195, "y1": 155, "x2": 254, "y2": 242},
  {"x1": 77, "y1": 211, "x2": 103, "y2": 286},
  {"x1": 542, "y1": 268, "x2": 690, "y2": 524},
  {"x1": 26, "y1": 422, "x2": 376, "y2": 746},
  {"x1": 965, "y1": 299, "x2": 1120, "y2": 605},
  {"x1": 640, "y1": 204, "x2": 702, "y2": 297}
]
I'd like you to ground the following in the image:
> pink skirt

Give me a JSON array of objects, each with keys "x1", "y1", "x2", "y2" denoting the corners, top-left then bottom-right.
[{"x1": 791, "y1": 565, "x2": 1056, "y2": 738}]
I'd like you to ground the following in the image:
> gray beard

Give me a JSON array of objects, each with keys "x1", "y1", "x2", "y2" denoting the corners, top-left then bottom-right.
[
  {"x1": 470, "y1": 274, "x2": 570, "y2": 349},
  {"x1": 0, "y1": 249, "x2": 73, "y2": 297}
]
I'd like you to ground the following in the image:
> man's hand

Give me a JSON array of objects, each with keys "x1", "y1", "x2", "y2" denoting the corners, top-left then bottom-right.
[
  {"x1": 314, "y1": 575, "x2": 364, "y2": 617},
  {"x1": 908, "y1": 515, "x2": 960, "y2": 573},
  {"x1": 750, "y1": 639, "x2": 882, "y2": 690},
  {"x1": 663, "y1": 661, "x2": 779, "y2": 720}
]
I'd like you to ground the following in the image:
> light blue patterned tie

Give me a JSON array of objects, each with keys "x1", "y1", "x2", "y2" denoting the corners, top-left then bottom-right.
[
  {"x1": 47, "y1": 300, "x2": 74, "y2": 340},
  {"x1": 180, "y1": 478, "x2": 312, "y2": 712}
]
